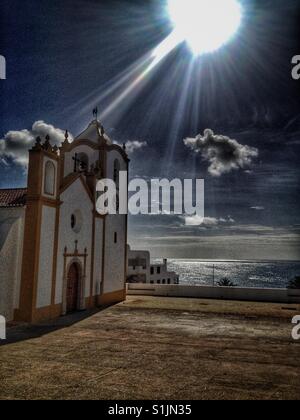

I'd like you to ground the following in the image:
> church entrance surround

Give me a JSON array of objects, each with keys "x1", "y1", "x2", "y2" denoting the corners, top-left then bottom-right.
[
  {"x1": 67, "y1": 263, "x2": 80, "y2": 313},
  {"x1": 62, "y1": 241, "x2": 88, "y2": 315}
]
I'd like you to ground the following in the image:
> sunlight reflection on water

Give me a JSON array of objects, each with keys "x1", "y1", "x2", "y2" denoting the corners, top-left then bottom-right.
[{"x1": 152, "y1": 259, "x2": 300, "y2": 289}]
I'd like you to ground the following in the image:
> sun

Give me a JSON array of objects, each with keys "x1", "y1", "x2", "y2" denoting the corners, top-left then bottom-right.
[{"x1": 167, "y1": 0, "x2": 242, "y2": 55}]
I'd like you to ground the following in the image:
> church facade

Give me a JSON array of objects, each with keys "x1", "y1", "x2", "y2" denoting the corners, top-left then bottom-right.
[{"x1": 0, "y1": 119, "x2": 129, "y2": 323}]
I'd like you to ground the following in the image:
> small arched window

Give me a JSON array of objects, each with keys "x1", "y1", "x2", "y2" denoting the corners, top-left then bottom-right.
[
  {"x1": 79, "y1": 153, "x2": 89, "y2": 172},
  {"x1": 113, "y1": 159, "x2": 121, "y2": 212},
  {"x1": 71, "y1": 214, "x2": 76, "y2": 230},
  {"x1": 113, "y1": 159, "x2": 120, "y2": 186},
  {"x1": 44, "y1": 161, "x2": 56, "y2": 196},
  {"x1": 74, "y1": 152, "x2": 89, "y2": 173}
]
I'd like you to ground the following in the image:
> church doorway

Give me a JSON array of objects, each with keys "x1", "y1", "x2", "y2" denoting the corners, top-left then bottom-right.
[{"x1": 66, "y1": 263, "x2": 80, "y2": 313}]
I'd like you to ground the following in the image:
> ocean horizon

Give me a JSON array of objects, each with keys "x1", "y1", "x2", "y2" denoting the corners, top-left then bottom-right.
[{"x1": 153, "y1": 259, "x2": 300, "y2": 289}]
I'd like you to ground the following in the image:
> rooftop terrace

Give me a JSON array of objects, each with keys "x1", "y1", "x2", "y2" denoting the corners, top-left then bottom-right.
[{"x1": 0, "y1": 296, "x2": 299, "y2": 400}]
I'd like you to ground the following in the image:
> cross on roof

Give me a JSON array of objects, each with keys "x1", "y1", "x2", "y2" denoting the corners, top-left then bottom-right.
[
  {"x1": 72, "y1": 153, "x2": 87, "y2": 173},
  {"x1": 93, "y1": 107, "x2": 98, "y2": 120}
]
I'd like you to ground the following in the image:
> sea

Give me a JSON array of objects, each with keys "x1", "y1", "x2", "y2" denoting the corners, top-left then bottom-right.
[{"x1": 153, "y1": 259, "x2": 300, "y2": 289}]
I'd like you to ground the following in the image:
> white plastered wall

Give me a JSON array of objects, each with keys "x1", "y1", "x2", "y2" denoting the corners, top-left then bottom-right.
[
  {"x1": 103, "y1": 149, "x2": 127, "y2": 294},
  {"x1": 55, "y1": 178, "x2": 94, "y2": 305},
  {"x1": 127, "y1": 247, "x2": 151, "y2": 281},
  {"x1": 0, "y1": 208, "x2": 25, "y2": 321},
  {"x1": 36, "y1": 205, "x2": 56, "y2": 308},
  {"x1": 93, "y1": 217, "x2": 104, "y2": 296}
]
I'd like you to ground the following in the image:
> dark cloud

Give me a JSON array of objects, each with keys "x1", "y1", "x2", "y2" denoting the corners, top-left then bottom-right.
[{"x1": 184, "y1": 129, "x2": 258, "y2": 176}]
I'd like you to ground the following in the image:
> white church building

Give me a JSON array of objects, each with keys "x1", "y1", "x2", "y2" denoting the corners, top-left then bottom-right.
[{"x1": 0, "y1": 119, "x2": 129, "y2": 323}]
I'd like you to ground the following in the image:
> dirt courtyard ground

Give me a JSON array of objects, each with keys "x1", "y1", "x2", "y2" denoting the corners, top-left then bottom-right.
[{"x1": 0, "y1": 296, "x2": 299, "y2": 400}]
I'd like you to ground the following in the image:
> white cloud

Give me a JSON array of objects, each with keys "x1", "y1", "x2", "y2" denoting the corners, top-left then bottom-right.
[
  {"x1": 0, "y1": 121, "x2": 73, "y2": 168},
  {"x1": 114, "y1": 140, "x2": 147, "y2": 154},
  {"x1": 251, "y1": 206, "x2": 265, "y2": 211},
  {"x1": 184, "y1": 215, "x2": 235, "y2": 226},
  {"x1": 0, "y1": 129, "x2": 35, "y2": 167},
  {"x1": 125, "y1": 140, "x2": 147, "y2": 154},
  {"x1": 184, "y1": 129, "x2": 258, "y2": 176}
]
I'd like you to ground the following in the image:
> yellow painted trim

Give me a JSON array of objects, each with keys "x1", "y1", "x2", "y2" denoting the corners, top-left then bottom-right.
[{"x1": 97, "y1": 289, "x2": 126, "y2": 306}]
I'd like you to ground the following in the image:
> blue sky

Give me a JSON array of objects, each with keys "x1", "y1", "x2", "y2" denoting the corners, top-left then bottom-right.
[{"x1": 0, "y1": 0, "x2": 300, "y2": 259}]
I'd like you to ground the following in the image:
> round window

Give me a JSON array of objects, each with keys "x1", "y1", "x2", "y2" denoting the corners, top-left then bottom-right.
[{"x1": 71, "y1": 210, "x2": 83, "y2": 233}]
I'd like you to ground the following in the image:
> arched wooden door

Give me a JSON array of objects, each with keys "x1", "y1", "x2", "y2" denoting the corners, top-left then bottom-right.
[{"x1": 67, "y1": 263, "x2": 80, "y2": 313}]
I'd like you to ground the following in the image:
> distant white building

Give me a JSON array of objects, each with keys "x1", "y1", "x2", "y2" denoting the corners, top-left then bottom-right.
[{"x1": 127, "y1": 246, "x2": 179, "y2": 285}]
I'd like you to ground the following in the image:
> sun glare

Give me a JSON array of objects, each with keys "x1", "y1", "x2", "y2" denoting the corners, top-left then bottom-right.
[
  {"x1": 167, "y1": 0, "x2": 242, "y2": 55},
  {"x1": 91, "y1": 0, "x2": 243, "y2": 121}
]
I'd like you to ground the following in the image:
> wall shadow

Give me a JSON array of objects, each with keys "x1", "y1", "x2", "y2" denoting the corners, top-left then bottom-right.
[{"x1": 0, "y1": 304, "x2": 115, "y2": 347}]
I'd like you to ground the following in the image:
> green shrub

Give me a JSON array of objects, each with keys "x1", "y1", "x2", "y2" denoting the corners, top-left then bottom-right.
[
  {"x1": 287, "y1": 276, "x2": 300, "y2": 289},
  {"x1": 217, "y1": 278, "x2": 236, "y2": 287}
]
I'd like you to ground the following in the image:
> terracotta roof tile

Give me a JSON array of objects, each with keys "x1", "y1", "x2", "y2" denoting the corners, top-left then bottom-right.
[{"x1": 0, "y1": 188, "x2": 27, "y2": 208}]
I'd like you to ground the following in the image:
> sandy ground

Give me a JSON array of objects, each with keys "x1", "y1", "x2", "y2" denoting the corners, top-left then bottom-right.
[{"x1": 0, "y1": 296, "x2": 299, "y2": 400}]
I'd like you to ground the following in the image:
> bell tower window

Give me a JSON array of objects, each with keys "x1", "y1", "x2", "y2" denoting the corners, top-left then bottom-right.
[
  {"x1": 44, "y1": 161, "x2": 56, "y2": 196},
  {"x1": 114, "y1": 159, "x2": 120, "y2": 212},
  {"x1": 113, "y1": 159, "x2": 120, "y2": 185},
  {"x1": 73, "y1": 153, "x2": 89, "y2": 173}
]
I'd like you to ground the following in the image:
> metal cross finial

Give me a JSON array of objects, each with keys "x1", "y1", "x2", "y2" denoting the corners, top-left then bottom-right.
[
  {"x1": 93, "y1": 106, "x2": 98, "y2": 120},
  {"x1": 72, "y1": 153, "x2": 88, "y2": 173}
]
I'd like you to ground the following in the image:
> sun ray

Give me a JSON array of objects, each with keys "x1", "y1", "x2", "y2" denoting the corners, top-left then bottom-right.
[
  {"x1": 68, "y1": 0, "x2": 244, "y2": 133},
  {"x1": 101, "y1": 30, "x2": 182, "y2": 120}
]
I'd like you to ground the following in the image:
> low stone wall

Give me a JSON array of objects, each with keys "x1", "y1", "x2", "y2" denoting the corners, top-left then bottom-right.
[{"x1": 127, "y1": 283, "x2": 300, "y2": 304}]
